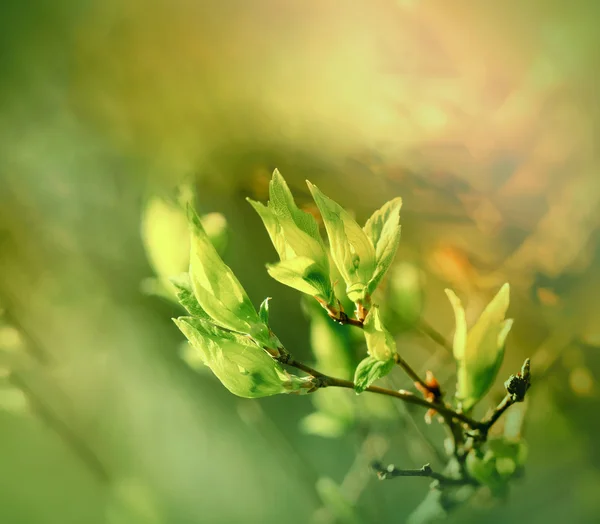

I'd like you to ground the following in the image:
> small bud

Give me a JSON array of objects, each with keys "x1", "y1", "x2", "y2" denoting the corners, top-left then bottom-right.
[{"x1": 504, "y1": 358, "x2": 531, "y2": 402}]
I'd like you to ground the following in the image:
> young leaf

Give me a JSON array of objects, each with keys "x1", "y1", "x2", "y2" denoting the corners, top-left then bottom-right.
[
  {"x1": 363, "y1": 197, "x2": 402, "y2": 294},
  {"x1": 266, "y1": 257, "x2": 333, "y2": 299},
  {"x1": 169, "y1": 273, "x2": 212, "y2": 320},
  {"x1": 248, "y1": 170, "x2": 334, "y2": 304},
  {"x1": 354, "y1": 356, "x2": 395, "y2": 393},
  {"x1": 446, "y1": 284, "x2": 513, "y2": 411},
  {"x1": 307, "y1": 181, "x2": 376, "y2": 303},
  {"x1": 363, "y1": 306, "x2": 396, "y2": 362},
  {"x1": 187, "y1": 206, "x2": 278, "y2": 350},
  {"x1": 174, "y1": 317, "x2": 312, "y2": 398},
  {"x1": 258, "y1": 297, "x2": 270, "y2": 325}
]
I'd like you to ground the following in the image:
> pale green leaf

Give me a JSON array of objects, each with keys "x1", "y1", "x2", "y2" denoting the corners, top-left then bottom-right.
[
  {"x1": 174, "y1": 317, "x2": 311, "y2": 398},
  {"x1": 307, "y1": 181, "x2": 376, "y2": 303},
  {"x1": 246, "y1": 198, "x2": 288, "y2": 259},
  {"x1": 169, "y1": 273, "x2": 211, "y2": 320},
  {"x1": 363, "y1": 306, "x2": 396, "y2": 362},
  {"x1": 266, "y1": 257, "x2": 333, "y2": 301},
  {"x1": 187, "y1": 207, "x2": 273, "y2": 347},
  {"x1": 364, "y1": 197, "x2": 402, "y2": 294},
  {"x1": 354, "y1": 355, "x2": 395, "y2": 393},
  {"x1": 447, "y1": 284, "x2": 513, "y2": 411},
  {"x1": 248, "y1": 170, "x2": 333, "y2": 302},
  {"x1": 259, "y1": 297, "x2": 270, "y2": 325},
  {"x1": 445, "y1": 289, "x2": 467, "y2": 361}
]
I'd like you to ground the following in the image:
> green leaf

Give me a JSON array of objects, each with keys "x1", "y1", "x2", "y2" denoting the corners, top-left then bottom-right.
[
  {"x1": 353, "y1": 355, "x2": 395, "y2": 393},
  {"x1": 187, "y1": 206, "x2": 276, "y2": 349},
  {"x1": 169, "y1": 273, "x2": 212, "y2": 320},
  {"x1": 446, "y1": 284, "x2": 513, "y2": 411},
  {"x1": 173, "y1": 317, "x2": 312, "y2": 398},
  {"x1": 363, "y1": 306, "x2": 396, "y2": 361},
  {"x1": 258, "y1": 297, "x2": 270, "y2": 325},
  {"x1": 266, "y1": 257, "x2": 333, "y2": 300},
  {"x1": 363, "y1": 197, "x2": 402, "y2": 294},
  {"x1": 307, "y1": 181, "x2": 376, "y2": 303},
  {"x1": 248, "y1": 170, "x2": 334, "y2": 303}
]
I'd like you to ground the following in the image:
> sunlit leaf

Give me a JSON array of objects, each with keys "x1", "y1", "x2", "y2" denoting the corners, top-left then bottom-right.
[
  {"x1": 266, "y1": 257, "x2": 333, "y2": 300},
  {"x1": 258, "y1": 297, "x2": 270, "y2": 325},
  {"x1": 187, "y1": 206, "x2": 277, "y2": 349},
  {"x1": 170, "y1": 273, "x2": 212, "y2": 320},
  {"x1": 248, "y1": 170, "x2": 334, "y2": 303},
  {"x1": 307, "y1": 181, "x2": 376, "y2": 303},
  {"x1": 354, "y1": 355, "x2": 395, "y2": 394},
  {"x1": 363, "y1": 197, "x2": 402, "y2": 294},
  {"x1": 446, "y1": 284, "x2": 512, "y2": 411},
  {"x1": 363, "y1": 306, "x2": 396, "y2": 362},
  {"x1": 174, "y1": 317, "x2": 312, "y2": 398}
]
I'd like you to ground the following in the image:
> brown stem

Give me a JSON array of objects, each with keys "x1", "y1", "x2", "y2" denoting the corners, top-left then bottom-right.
[
  {"x1": 479, "y1": 395, "x2": 514, "y2": 435},
  {"x1": 394, "y1": 353, "x2": 432, "y2": 394},
  {"x1": 284, "y1": 359, "x2": 482, "y2": 429}
]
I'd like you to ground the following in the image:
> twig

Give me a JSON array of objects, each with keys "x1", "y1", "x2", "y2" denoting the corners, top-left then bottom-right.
[
  {"x1": 283, "y1": 358, "x2": 483, "y2": 430},
  {"x1": 394, "y1": 353, "x2": 435, "y2": 396},
  {"x1": 371, "y1": 462, "x2": 474, "y2": 486}
]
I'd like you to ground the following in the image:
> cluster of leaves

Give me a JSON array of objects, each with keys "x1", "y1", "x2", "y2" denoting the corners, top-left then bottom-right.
[{"x1": 142, "y1": 170, "x2": 530, "y2": 518}]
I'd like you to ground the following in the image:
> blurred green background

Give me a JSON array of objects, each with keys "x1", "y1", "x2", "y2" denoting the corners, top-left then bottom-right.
[{"x1": 1, "y1": 1, "x2": 600, "y2": 522}]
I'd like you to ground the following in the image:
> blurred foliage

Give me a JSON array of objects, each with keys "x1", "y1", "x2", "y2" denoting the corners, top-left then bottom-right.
[{"x1": 1, "y1": 0, "x2": 600, "y2": 523}]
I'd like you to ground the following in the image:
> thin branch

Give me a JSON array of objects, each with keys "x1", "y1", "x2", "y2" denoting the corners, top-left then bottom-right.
[
  {"x1": 479, "y1": 395, "x2": 513, "y2": 434},
  {"x1": 371, "y1": 462, "x2": 474, "y2": 486},
  {"x1": 394, "y1": 353, "x2": 432, "y2": 394},
  {"x1": 283, "y1": 358, "x2": 483, "y2": 430}
]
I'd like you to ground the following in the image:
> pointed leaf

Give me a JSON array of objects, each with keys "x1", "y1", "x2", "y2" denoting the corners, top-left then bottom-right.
[
  {"x1": 248, "y1": 170, "x2": 333, "y2": 302},
  {"x1": 445, "y1": 289, "x2": 467, "y2": 361},
  {"x1": 259, "y1": 297, "x2": 270, "y2": 325},
  {"x1": 354, "y1": 355, "x2": 395, "y2": 393},
  {"x1": 169, "y1": 273, "x2": 212, "y2": 320},
  {"x1": 447, "y1": 284, "x2": 513, "y2": 411},
  {"x1": 307, "y1": 181, "x2": 376, "y2": 302},
  {"x1": 187, "y1": 206, "x2": 273, "y2": 347},
  {"x1": 247, "y1": 198, "x2": 288, "y2": 259},
  {"x1": 363, "y1": 306, "x2": 396, "y2": 362},
  {"x1": 174, "y1": 317, "x2": 312, "y2": 397},
  {"x1": 266, "y1": 257, "x2": 333, "y2": 301},
  {"x1": 364, "y1": 197, "x2": 402, "y2": 294}
]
